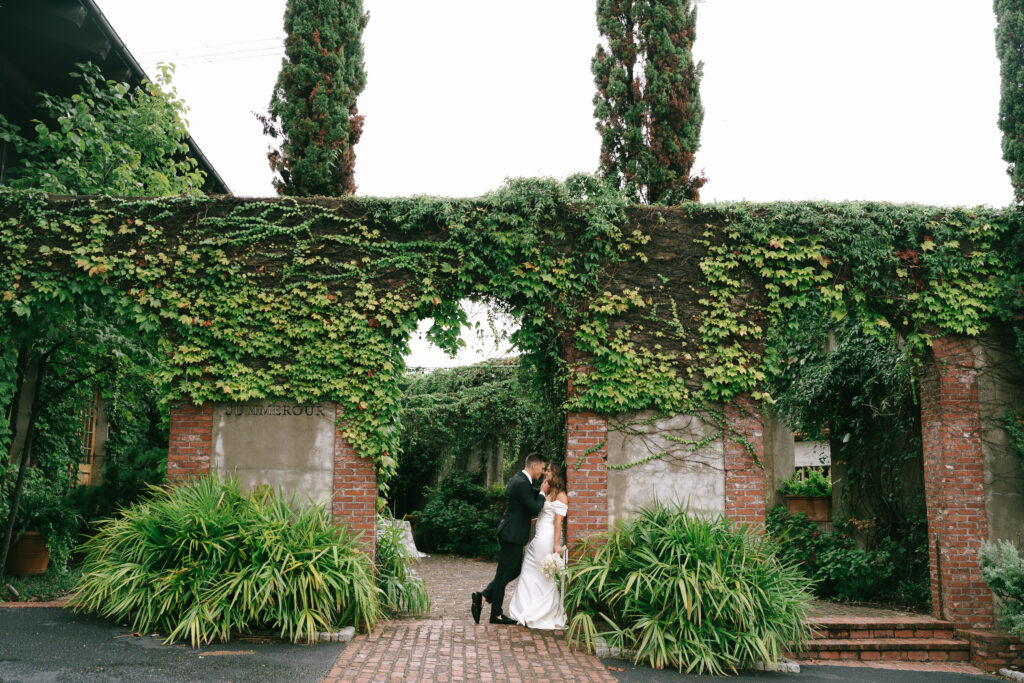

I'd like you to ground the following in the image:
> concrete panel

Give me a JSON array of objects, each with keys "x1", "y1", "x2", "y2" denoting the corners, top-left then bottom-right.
[
  {"x1": 212, "y1": 402, "x2": 336, "y2": 508},
  {"x1": 974, "y1": 329, "x2": 1024, "y2": 546},
  {"x1": 794, "y1": 440, "x2": 830, "y2": 467},
  {"x1": 764, "y1": 409, "x2": 795, "y2": 510},
  {"x1": 606, "y1": 411, "x2": 725, "y2": 525}
]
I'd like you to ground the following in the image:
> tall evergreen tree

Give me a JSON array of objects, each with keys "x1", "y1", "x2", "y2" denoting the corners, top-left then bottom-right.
[
  {"x1": 260, "y1": 0, "x2": 367, "y2": 196},
  {"x1": 995, "y1": 0, "x2": 1024, "y2": 203},
  {"x1": 592, "y1": 0, "x2": 705, "y2": 204}
]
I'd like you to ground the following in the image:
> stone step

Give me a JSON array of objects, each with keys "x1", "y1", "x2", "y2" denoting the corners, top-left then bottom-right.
[
  {"x1": 808, "y1": 616, "x2": 955, "y2": 640},
  {"x1": 799, "y1": 637, "x2": 971, "y2": 663}
]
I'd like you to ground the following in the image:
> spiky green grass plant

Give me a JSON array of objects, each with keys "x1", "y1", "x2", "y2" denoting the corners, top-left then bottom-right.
[
  {"x1": 70, "y1": 476, "x2": 382, "y2": 646},
  {"x1": 564, "y1": 503, "x2": 814, "y2": 675},
  {"x1": 375, "y1": 515, "x2": 429, "y2": 616}
]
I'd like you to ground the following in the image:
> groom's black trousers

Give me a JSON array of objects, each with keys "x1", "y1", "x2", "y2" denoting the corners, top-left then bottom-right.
[{"x1": 483, "y1": 540, "x2": 525, "y2": 618}]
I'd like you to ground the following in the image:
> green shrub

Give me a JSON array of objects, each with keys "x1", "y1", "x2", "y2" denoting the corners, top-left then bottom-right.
[
  {"x1": 778, "y1": 468, "x2": 831, "y2": 497},
  {"x1": 376, "y1": 514, "x2": 429, "y2": 616},
  {"x1": 73, "y1": 445, "x2": 168, "y2": 524},
  {"x1": 980, "y1": 539, "x2": 1024, "y2": 637},
  {"x1": 415, "y1": 472, "x2": 501, "y2": 559},
  {"x1": 564, "y1": 503, "x2": 814, "y2": 675},
  {"x1": 70, "y1": 475, "x2": 382, "y2": 646},
  {"x1": 766, "y1": 507, "x2": 909, "y2": 603}
]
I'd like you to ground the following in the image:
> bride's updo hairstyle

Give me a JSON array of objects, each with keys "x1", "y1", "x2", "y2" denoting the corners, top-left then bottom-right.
[{"x1": 547, "y1": 462, "x2": 567, "y2": 497}]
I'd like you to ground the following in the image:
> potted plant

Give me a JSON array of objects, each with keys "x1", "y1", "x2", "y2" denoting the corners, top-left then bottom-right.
[
  {"x1": 779, "y1": 468, "x2": 832, "y2": 522},
  {"x1": 5, "y1": 471, "x2": 82, "y2": 576}
]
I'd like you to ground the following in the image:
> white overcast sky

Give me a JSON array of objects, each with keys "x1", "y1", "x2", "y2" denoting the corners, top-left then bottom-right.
[{"x1": 96, "y1": 0, "x2": 1014, "y2": 367}]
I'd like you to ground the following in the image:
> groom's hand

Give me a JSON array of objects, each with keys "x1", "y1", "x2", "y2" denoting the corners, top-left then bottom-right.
[{"x1": 540, "y1": 480, "x2": 550, "y2": 495}]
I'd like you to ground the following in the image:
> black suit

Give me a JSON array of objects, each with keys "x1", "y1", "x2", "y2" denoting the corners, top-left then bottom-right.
[{"x1": 482, "y1": 471, "x2": 545, "y2": 618}]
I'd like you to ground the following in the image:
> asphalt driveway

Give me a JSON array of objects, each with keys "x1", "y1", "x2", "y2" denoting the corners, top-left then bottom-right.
[
  {"x1": 0, "y1": 607, "x2": 345, "y2": 683},
  {"x1": 602, "y1": 659, "x2": 998, "y2": 683}
]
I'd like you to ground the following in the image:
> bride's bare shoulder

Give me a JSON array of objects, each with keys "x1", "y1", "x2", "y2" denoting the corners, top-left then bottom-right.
[{"x1": 556, "y1": 491, "x2": 568, "y2": 504}]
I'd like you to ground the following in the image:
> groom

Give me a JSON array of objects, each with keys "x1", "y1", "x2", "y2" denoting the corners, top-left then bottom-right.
[{"x1": 471, "y1": 452, "x2": 549, "y2": 625}]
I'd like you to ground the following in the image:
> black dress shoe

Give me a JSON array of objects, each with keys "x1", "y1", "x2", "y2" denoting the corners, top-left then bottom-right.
[
  {"x1": 471, "y1": 592, "x2": 482, "y2": 624},
  {"x1": 489, "y1": 614, "x2": 517, "y2": 625}
]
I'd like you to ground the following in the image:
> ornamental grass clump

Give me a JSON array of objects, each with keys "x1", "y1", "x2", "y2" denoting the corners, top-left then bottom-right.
[
  {"x1": 564, "y1": 503, "x2": 815, "y2": 675},
  {"x1": 375, "y1": 514, "x2": 429, "y2": 616},
  {"x1": 70, "y1": 475, "x2": 382, "y2": 646}
]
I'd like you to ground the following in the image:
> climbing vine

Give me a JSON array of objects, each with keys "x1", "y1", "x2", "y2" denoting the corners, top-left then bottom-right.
[{"x1": 1, "y1": 183, "x2": 1022, "y2": 495}]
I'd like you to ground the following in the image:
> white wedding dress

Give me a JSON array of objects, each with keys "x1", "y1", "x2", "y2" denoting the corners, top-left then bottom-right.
[{"x1": 508, "y1": 499, "x2": 568, "y2": 629}]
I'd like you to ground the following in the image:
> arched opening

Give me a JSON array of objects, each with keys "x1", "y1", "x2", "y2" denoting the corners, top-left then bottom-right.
[{"x1": 389, "y1": 297, "x2": 566, "y2": 560}]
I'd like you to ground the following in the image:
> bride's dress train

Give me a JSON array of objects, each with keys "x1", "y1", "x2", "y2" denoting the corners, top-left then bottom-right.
[{"x1": 508, "y1": 499, "x2": 568, "y2": 629}]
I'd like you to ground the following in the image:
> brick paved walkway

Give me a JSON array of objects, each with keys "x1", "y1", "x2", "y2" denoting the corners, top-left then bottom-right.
[
  {"x1": 807, "y1": 600, "x2": 927, "y2": 619},
  {"x1": 415, "y1": 554, "x2": 515, "y2": 620},
  {"x1": 323, "y1": 555, "x2": 615, "y2": 682},
  {"x1": 322, "y1": 556, "x2": 991, "y2": 681},
  {"x1": 322, "y1": 618, "x2": 616, "y2": 683}
]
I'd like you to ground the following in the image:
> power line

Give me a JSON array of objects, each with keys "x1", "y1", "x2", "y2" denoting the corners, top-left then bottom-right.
[
  {"x1": 139, "y1": 49, "x2": 284, "y2": 68},
  {"x1": 135, "y1": 37, "x2": 285, "y2": 67},
  {"x1": 134, "y1": 36, "x2": 284, "y2": 59}
]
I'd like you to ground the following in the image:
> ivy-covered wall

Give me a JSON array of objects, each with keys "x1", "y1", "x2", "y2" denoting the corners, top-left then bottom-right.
[{"x1": 2, "y1": 180, "x2": 1022, "y2": 498}]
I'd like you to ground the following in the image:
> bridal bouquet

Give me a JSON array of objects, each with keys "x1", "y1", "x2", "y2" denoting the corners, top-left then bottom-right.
[{"x1": 540, "y1": 551, "x2": 566, "y2": 579}]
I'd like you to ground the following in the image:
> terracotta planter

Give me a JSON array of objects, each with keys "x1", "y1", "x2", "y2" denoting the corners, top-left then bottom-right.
[
  {"x1": 5, "y1": 531, "x2": 50, "y2": 576},
  {"x1": 784, "y1": 495, "x2": 832, "y2": 522}
]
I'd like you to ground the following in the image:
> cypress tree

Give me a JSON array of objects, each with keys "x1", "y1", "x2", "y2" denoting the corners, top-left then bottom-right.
[
  {"x1": 592, "y1": 0, "x2": 705, "y2": 204},
  {"x1": 995, "y1": 0, "x2": 1024, "y2": 203},
  {"x1": 261, "y1": 0, "x2": 367, "y2": 196}
]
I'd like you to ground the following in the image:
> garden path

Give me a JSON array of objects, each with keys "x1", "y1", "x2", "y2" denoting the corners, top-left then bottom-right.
[
  {"x1": 321, "y1": 556, "x2": 990, "y2": 682},
  {"x1": 322, "y1": 555, "x2": 615, "y2": 682}
]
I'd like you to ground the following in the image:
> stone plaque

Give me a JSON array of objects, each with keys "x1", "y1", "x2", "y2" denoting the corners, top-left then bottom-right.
[{"x1": 212, "y1": 402, "x2": 336, "y2": 508}]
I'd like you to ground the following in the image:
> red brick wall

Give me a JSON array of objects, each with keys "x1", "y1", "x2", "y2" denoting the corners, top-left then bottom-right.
[
  {"x1": 565, "y1": 411, "x2": 608, "y2": 548},
  {"x1": 166, "y1": 401, "x2": 213, "y2": 482},
  {"x1": 332, "y1": 408, "x2": 378, "y2": 552},
  {"x1": 723, "y1": 396, "x2": 766, "y2": 526},
  {"x1": 919, "y1": 336, "x2": 994, "y2": 629},
  {"x1": 958, "y1": 628, "x2": 1024, "y2": 672}
]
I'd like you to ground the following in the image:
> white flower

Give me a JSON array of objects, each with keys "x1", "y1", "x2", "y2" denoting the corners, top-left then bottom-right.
[{"x1": 540, "y1": 552, "x2": 566, "y2": 579}]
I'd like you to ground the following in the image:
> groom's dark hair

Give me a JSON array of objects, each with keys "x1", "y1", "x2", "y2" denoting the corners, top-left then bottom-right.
[{"x1": 524, "y1": 452, "x2": 548, "y2": 467}]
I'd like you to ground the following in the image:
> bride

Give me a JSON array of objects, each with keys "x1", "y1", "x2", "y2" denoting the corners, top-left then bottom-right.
[{"x1": 508, "y1": 462, "x2": 568, "y2": 629}]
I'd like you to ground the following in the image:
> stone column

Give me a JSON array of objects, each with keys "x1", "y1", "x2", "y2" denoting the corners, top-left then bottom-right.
[
  {"x1": 167, "y1": 400, "x2": 213, "y2": 482},
  {"x1": 565, "y1": 411, "x2": 609, "y2": 548},
  {"x1": 332, "y1": 408, "x2": 378, "y2": 552},
  {"x1": 918, "y1": 336, "x2": 993, "y2": 628},
  {"x1": 723, "y1": 396, "x2": 766, "y2": 526}
]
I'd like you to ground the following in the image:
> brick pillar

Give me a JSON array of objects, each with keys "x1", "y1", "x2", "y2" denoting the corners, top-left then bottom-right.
[
  {"x1": 723, "y1": 396, "x2": 766, "y2": 526},
  {"x1": 565, "y1": 411, "x2": 608, "y2": 548},
  {"x1": 332, "y1": 408, "x2": 378, "y2": 552},
  {"x1": 918, "y1": 336, "x2": 993, "y2": 629},
  {"x1": 167, "y1": 401, "x2": 213, "y2": 482}
]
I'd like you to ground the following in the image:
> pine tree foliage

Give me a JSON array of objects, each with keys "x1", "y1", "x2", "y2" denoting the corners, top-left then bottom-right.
[
  {"x1": 260, "y1": 0, "x2": 367, "y2": 196},
  {"x1": 995, "y1": 0, "x2": 1024, "y2": 203},
  {"x1": 592, "y1": 0, "x2": 705, "y2": 204}
]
